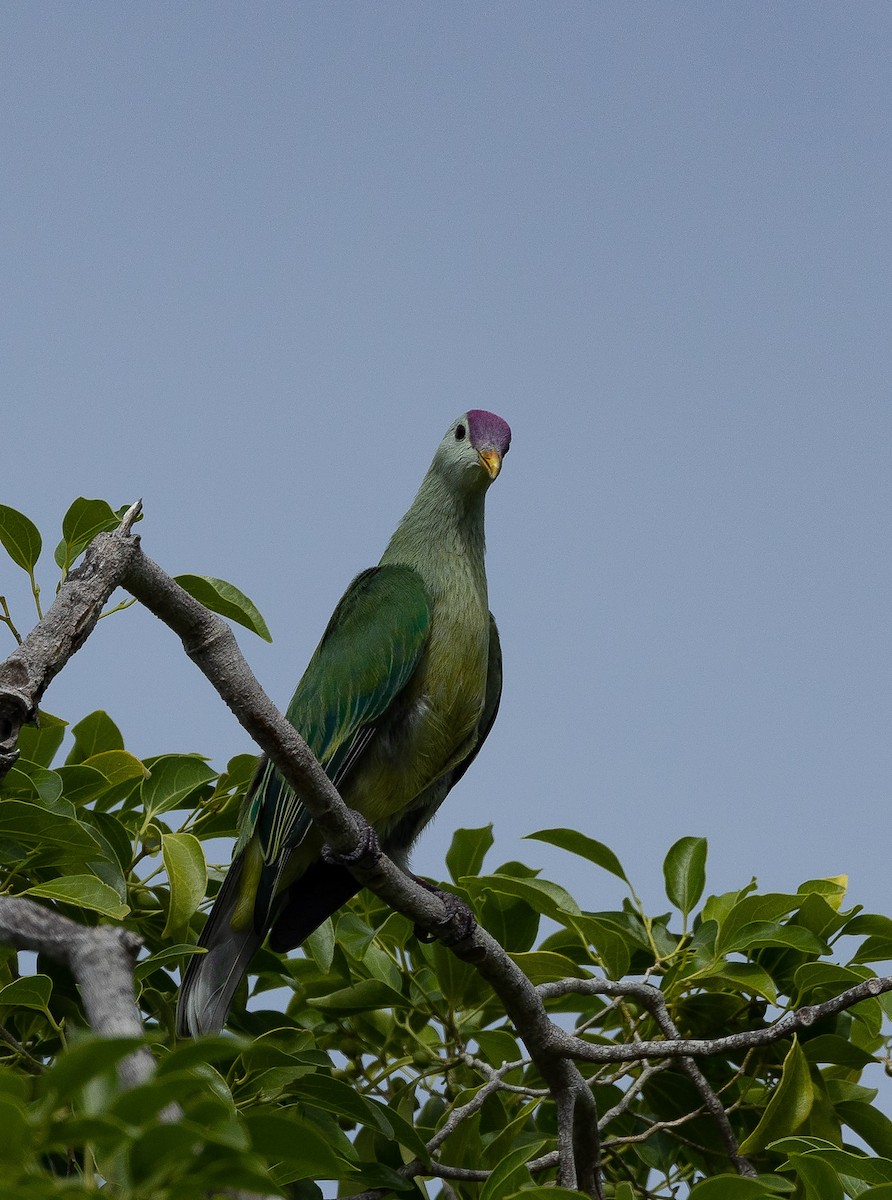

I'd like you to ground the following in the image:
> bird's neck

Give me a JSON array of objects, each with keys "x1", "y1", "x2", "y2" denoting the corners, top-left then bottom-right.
[{"x1": 379, "y1": 465, "x2": 488, "y2": 597}]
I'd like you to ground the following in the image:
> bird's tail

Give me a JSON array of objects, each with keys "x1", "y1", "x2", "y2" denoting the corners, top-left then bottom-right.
[
  {"x1": 176, "y1": 851, "x2": 264, "y2": 1038},
  {"x1": 268, "y1": 860, "x2": 362, "y2": 952}
]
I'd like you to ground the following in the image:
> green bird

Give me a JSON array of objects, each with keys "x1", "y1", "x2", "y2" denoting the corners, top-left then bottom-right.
[{"x1": 177, "y1": 410, "x2": 511, "y2": 1036}]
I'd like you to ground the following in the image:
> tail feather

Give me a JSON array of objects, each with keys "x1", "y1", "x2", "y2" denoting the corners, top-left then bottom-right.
[
  {"x1": 269, "y1": 860, "x2": 362, "y2": 953},
  {"x1": 176, "y1": 852, "x2": 264, "y2": 1038}
]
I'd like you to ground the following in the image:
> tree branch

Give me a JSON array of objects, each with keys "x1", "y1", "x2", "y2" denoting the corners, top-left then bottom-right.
[
  {"x1": 0, "y1": 895, "x2": 152, "y2": 1089},
  {"x1": 538, "y1": 975, "x2": 892, "y2": 1062}
]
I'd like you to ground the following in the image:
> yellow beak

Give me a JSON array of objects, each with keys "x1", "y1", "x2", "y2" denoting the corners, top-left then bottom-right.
[{"x1": 478, "y1": 447, "x2": 502, "y2": 479}]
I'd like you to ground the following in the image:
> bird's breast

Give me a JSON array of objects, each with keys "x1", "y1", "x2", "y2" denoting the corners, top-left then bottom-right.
[{"x1": 343, "y1": 590, "x2": 490, "y2": 826}]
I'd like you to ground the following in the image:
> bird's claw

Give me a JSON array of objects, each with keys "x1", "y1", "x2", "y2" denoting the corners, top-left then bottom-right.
[
  {"x1": 412, "y1": 878, "x2": 477, "y2": 946},
  {"x1": 321, "y1": 814, "x2": 382, "y2": 869}
]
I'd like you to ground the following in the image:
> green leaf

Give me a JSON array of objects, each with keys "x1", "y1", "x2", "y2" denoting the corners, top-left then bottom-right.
[
  {"x1": 688, "y1": 1178, "x2": 782, "y2": 1198},
  {"x1": 55, "y1": 497, "x2": 122, "y2": 571},
  {"x1": 836, "y1": 1101, "x2": 892, "y2": 1159},
  {"x1": 135, "y1": 944, "x2": 206, "y2": 980},
  {"x1": 161, "y1": 831, "x2": 208, "y2": 939},
  {"x1": 474, "y1": 1029, "x2": 521, "y2": 1070},
  {"x1": 82, "y1": 749, "x2": 148, "y2": 785},
  {"x1": 738, "y1": 1038, "x2": 814, "y2": 1155},
  {"x1": 313, "y1": 978, "x2": 409, "y2": 1013},
  {"x1": 142, "y1": 754, "x2": 217, "y2": 816},
  {"x1": 517, "y1": 1190, "x2": 594, "y2": 1200},
  {"x1": 40, "y1": 1036, "x2": 147, "y2": 1102},
  {"x1": 16, "y1": 710, "x2": 67, "y2": 767},
  {"x1": 713, "y1": 892, "x2": 803, "y2": 953},
  {"x1": 303, "y1": 918, "x2": 335, "y2": 973},
  {"x1": 844, "y1": 913, "x2": 892, "y2": 938},
  {"x1": 793, "y1": 961, "x2": 869, "y2": 1004},
  {"x1": 128, "y1": 1121, "x2": 244, "y2": 1187},
  {"x1": 111, "y1": 1071, "x2": 210, "y2": 1126},
  {"x1": 780, "y1": 1149, "x2": 892, "y2": 1186},
  {"x1": 697, "y1": 961, "x2": 778, "y2": 1004},
  {"x1": 0, "y1": 1095, "x2": 32, "y2": 1166},
  {"x1": 346, "y1": 1162, "x2": 414, "y2": 1192},
  {"x1": 464, "y1": 873, "x2": 581, "y2": 923},
  {"x1": 800, "y1": 1034, "x2": 875, "y2": 1067},
  {"x1": 55, "y1": 763, "x2": 120, "y2": 805},
  {"x1": 14, "y1": 710, "x2": 66, "y2": 768},
  {"x1": 4, "y1": 760, "x2": 63, "y2": 805},
  {"x1": 65, "y1": 709, "x2": 125, "y2": 764},
  {"x1": 23, "y1": 874, "x2": 130, "y2": 919},
  {"x1": 851, "y1": 935, "x2": 892, "y2": 964},
  {"x1": 572, "y1": 914, "x2": 631, "y2": 979},
  {"x1": 446, "y1": 824, "x2": 494, "y2": 882},
  {"x1": 44, "y1": 1111, "x2": 130, "y2": 1156},
  {"x1": 243, "y1": 1110, "x2": 344, "y2": 1176},
  {"x1": 663, "y1": 835, "x2": 707, "y2": 916},
  {"x1": 156, "y1": 1036, "x2": 246, "y2": 1075},
  {"x1": 0, "y1": 505, "x2": 42, "y2": 572},
  {"x1": 174, "y1": 574, "x2": 272, "y2": 641},
  {"x1": 479, "y1": 1139, "x2": 546, "y2": 1200},
  {"x1": 797, "y1": 875, "x2": 848, "y2": 907},
  {"x1": 422, "y1": 938, "x2": 488, "y2": 1008},
  {"x1": 84, "y1": 809, "x2": 134, "y2": 875},
  {"x1": 0, "y1": 799, "x2": 102, "y2": 864},
  {"x1": 292, "y1": 1074, "x2": 430, "y2": 1160},
  {"x1": 290, "y1": 1073, "x2": 392, "y2": 1136},
  {"x1": 0, "y1": 1070, "x2": 27, "y2": 1106},
  {"x1": 795, "y1": 892, "x2": 850, "y2": 940},
  {"x1": 0, "y1": 974, "x2": 53, "y2": 1012},
  {"x1": 509, "y1": 951, "x2": 591, "y2": 984},
  {"x1": 479, "y1": 890, "x2": 540, "y2": 953},
  {"x1": 526, "y1": 827, "x2": 628, "y2": 882},
  {"x1": 724, "y1": 920, "x2": 827, "y2": 956},
  {"x1": 781, "y1": 1155, "x2": 843, "y2": 1200}
]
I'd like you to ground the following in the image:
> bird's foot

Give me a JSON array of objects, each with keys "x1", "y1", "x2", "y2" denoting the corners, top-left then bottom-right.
[
  {"x1": 412, "y1": 877, "x2": 477, "y2": 947},
  {"x1": 321, "y1": 814, "x2": 382, "y2": 869}
]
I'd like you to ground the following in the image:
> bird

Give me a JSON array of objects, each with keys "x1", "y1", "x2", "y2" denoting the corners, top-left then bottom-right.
[{"x1": 177, "y1": 409, "x2": 511, "y2": 1036}]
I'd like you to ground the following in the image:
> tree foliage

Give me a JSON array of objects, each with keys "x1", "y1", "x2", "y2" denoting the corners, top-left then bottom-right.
[{"x1": 1, "y1": 501, "x2": 891, "y2": 1200}]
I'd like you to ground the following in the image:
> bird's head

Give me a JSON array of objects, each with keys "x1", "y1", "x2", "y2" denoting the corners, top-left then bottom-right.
[{"x1": 435, "y1": 410, "x2": 512, "y2": 491}]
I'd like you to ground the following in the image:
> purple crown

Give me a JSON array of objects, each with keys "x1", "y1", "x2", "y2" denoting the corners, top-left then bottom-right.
[{"x1": 466, "y1": 410, "x2": 511, "y2": 455}]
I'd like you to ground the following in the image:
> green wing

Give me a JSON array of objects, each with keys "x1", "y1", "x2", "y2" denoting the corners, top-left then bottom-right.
[{"x1": 246, "y1": 564, "x2": 431, "y2": 867}]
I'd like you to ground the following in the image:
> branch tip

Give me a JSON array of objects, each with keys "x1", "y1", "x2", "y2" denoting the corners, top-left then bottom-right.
[{"x1": 118, "y1": 500, "x2": 143, "y2": 536}]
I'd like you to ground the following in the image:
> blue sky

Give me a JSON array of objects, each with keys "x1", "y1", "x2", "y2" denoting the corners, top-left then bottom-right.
[{"x1": 3, "y1": 4, "x2": 890, "y2": 950}]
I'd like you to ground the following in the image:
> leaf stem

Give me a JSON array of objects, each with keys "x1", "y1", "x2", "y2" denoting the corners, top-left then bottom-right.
[
  {"x1": 28, "y1": 570, "x2": 43, "y2": 620},
  {"x1": 98, "y1": 596, "x2": 137, "y2": 620}
]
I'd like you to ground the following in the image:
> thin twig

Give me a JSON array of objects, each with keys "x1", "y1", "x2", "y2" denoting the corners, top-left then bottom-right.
[
  {"x1": 0, "y1": 1019, "x2": 44, "y2": 1074},
  {"x1": 597, "y1": 1059, "x2": 673, "y2": 1130},
  {"x1": 602, "y1": 1105, "x2": 707, "y2": 1149},
  {"x1": 0, "y1": 597, "x2": 23, "y2": 646}
]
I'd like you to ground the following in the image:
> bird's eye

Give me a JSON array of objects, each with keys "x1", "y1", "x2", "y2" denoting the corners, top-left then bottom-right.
[{"x1": 455, "y1": 423, "x2": 466, "y2": 441}]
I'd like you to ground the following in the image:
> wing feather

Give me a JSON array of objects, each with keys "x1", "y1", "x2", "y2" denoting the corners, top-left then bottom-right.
[{"x1": 248, "y1": 565, "x2": 430, "y2": 868}]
